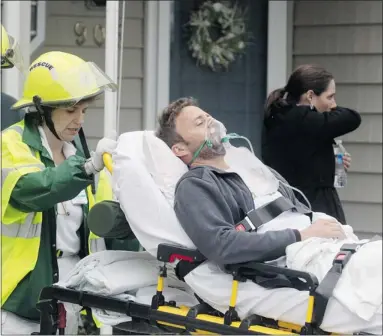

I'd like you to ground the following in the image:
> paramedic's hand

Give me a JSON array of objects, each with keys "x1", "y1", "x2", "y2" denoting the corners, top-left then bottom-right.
[
  {"x1": 343, "y1": 152, "x2": 351, "y2": 171},
  {"x1": 84, "y1": 131, "x2": 117, "y2": 175},
  {"x1": 299, "y1": 218, "x2": 346, "y2": 241}
]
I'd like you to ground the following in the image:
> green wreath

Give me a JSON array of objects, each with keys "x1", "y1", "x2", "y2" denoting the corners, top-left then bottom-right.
[{"x1": 187, "y1": 1, "x2": 248, "y2": 72}]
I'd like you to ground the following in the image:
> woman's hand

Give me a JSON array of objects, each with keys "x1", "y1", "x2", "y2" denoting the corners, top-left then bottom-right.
[
  {"x1": 92, "y1": 136, "x2": 118, "y2": 170},
  {"x1": 84, "y1": 131, "x2": 117, "y2": 175},
  {"x1": 343, "y1": 152, "x2": 351, "y2": 171}
]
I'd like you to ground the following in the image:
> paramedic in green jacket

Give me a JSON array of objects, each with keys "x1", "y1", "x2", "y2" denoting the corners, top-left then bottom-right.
[{"x1": 1, "y1": 51, "x2": 118, "y2": 334}]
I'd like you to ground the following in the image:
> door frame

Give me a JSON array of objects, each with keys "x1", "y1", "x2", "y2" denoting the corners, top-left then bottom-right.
[
  {"x1": 267, "y1": 0, "x2": 294, "y2": 94},
  {"x1": 143, "y1": 0, "x2": 294, "y2": 129},
  {"x1": 143, "y1": 0, "x2": 172, "y2": 130},
  {"x1": 1, "y1": 0, "x2": 32, "y2": 99}
]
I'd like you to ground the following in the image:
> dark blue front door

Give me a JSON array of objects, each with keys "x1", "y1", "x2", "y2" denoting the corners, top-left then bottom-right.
[{"x1": 169, "y1": 0, "x2": 268, "y2": 156}]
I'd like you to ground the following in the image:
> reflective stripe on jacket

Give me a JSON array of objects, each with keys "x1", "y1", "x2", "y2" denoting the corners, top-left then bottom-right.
[{"x1": 1, "y1": 119, "x2": 111, "y2": 305}]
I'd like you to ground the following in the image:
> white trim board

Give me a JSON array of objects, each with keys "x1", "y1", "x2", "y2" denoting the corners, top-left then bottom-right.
[
  {"x1": 266, "y1": 0, "x2": 294, "y2": 95},
  {"x1": 143, "y1": 1, "x2": 171, "y2": 130}
]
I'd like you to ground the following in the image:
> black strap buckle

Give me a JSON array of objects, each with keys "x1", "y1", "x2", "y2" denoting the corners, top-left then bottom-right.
[
  {"x1": 313, "y1": 242, "x2": 365, "y2": 328},
  {"x1": 333, "y1": 243, "x2": 363, "y2": 270},
  {"x1": 235, "y1": 217, "x2": 255, "y2": 232},
  {"x1": 333, "y1": 250, "x2": 353, "y2": 270}
]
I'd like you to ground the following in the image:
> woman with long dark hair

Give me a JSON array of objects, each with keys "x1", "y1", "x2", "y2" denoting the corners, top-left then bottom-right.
[{"x1": 262, "y1": 64, "x2": 361, "y2": 224}]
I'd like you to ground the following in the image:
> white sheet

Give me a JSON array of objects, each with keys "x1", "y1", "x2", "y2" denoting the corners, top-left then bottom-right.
[
  {"x1": 109, "y1": 131, "x2": 382, "y2": 334},
  {"x1": 287, "y1": 238, "x2": 382, "y2": 321},
  {"x1": 56, "y1": 250, "x2": 198, "y2": 326}
]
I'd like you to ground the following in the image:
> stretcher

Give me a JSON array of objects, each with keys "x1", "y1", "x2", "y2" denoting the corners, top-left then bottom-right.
[{"x1": 35, "y1": 154, "x2": 373, "y2": 335}]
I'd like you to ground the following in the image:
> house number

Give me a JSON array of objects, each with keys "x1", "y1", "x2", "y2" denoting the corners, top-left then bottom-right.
[
  {"x1": 93, "y1": 24, "x2": 106, "y2": 47},
  {"x1": 74, "y1": 22, "x2": 106, "y2": 47}
]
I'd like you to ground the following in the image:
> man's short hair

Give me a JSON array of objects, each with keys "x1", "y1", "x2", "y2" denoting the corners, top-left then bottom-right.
[{"x1": 156, "y1": 97, "x2": 198, "y2": 148}]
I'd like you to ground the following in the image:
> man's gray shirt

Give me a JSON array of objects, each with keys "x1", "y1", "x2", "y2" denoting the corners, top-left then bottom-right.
[{"x1": 174, "y1": 165, "x2": 308, "y2": 266}]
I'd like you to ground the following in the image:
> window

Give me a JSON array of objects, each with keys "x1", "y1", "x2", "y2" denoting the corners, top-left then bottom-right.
[
  {"x1": 85, "y1": 0, "x2": 107, "y2": 9},
  {"x1": 30, "y1": 0, "x2": 37, "y2": 41},
  {"x1": 30, "y1": 0, "x2": 46, "y2": 54}
]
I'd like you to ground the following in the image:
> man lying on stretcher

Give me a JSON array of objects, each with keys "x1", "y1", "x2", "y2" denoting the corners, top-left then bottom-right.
[{"x1": 154, "y1": 97, "x2": 382, "y2": 334}]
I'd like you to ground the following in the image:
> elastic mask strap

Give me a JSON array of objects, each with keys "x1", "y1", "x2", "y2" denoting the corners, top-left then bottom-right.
[
  {"x1": 188, "y1": 140, "x2": 209, "y2": 167},
  {"x1": 33, "y1": 95, "x2": 61, "y2": 141}
]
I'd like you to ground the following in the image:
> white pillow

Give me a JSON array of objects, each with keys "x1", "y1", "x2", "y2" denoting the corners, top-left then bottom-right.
[
  {"x1": 113, "y1": 131, "x2": 195, "y2": 258},
  {"x1": 114, "y1": 131, "x2": 147, "y2": 164},
  {"x1": 142, "y1": 131, "x2": 188, "y2": 206}
]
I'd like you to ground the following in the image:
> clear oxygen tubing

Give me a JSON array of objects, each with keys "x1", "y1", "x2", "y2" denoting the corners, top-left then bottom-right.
[{"x1": 224, "y1": 132, "x2": 312, "y2": 211}]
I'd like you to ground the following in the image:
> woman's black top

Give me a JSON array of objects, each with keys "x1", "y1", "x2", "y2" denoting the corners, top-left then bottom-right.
[{"x1": 262, "y1": 104, "x2": 361, "y2": 223}]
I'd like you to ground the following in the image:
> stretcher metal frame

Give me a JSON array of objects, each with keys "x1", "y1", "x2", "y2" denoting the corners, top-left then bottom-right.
[
  {"x1": 36, "y1": 241, "x2": 365, "y2": 335},
  {"x1": 35, "y1": 154, "x2": 371, "y2": 335}
]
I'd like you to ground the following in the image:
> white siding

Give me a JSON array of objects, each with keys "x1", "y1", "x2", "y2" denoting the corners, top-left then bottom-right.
[
  {"x1": 32, "y1": 1, "x2": 145, "y2": 150},
  {"x1": 292, "y1": 0, "x2": 382, "y2": 237}
]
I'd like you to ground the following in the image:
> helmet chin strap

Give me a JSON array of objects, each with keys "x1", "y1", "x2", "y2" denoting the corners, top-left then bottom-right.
[
  {"x1": 32, "y1": 95, "x2": 96, "y2": 194},
  {"x1": 33, "y1": 95, "x2": 61, "y2": 141}
]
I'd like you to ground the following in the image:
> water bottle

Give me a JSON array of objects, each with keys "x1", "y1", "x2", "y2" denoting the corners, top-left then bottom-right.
[
  {"x1": 334, "y1": 140, "x2": 347, "y2": 188},
  {"x1": 336, "y1": 139, "x2": 347, "y2": 156}
]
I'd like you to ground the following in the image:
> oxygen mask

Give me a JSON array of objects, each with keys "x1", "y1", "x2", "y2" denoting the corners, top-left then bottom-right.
[
  {"x1": 204, "y1": 118, "x2": 228, "y2": 153},
  {"x1": 188, "y1": 118, "x2": 228, "y2": 166},
  {"x1": 205, "y1": 118, "x2": 255, "y2": 155},
  {"x1": 188, "y1": 117, "x2": 256, "y2": 166}
]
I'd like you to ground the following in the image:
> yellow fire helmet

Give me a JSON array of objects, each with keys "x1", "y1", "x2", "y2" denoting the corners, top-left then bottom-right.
[
  {"x1": 12, "y1": 51, "x2": 118, "y2": 110},
  {"x1": 1, "y1": 24, "x2": 24, "y2": 72}
]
